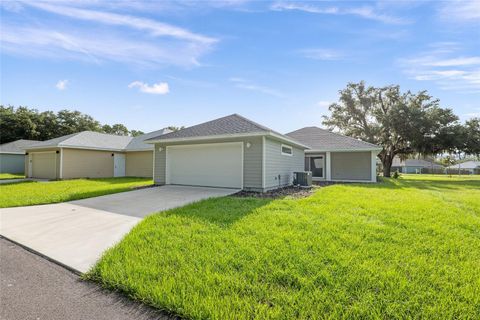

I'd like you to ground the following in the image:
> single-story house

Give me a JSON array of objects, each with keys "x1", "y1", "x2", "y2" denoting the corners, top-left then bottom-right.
[
  {"x1": 146, "y1": 114, "x2": 381, "y2": 191},
  {"x1": 447, "y1": 161, "x2": 480, "y2": 174},
  {"x1": 391, "y1": 157, "x2": 444, "y2": 174},
  {"x1": 286, "y1": 127, "x2": 381, "y2": 182},
  {"x1": 0, "y1": 139, "x2": 40, "y2": 174},
  {"x1": 24, "y1": 129, "x2": 170, "y2": 179}
]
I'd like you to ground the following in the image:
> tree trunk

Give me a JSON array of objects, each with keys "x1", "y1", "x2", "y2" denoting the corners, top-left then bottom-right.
[{"x1": 382, "y1": 155, "x2": 394, "y2": 177}]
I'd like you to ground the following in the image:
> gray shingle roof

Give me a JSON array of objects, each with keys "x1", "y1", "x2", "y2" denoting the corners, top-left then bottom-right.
[
  {"x1": 26, "y1": 129, "x2": 173, "y2": 152},
  {"x1": 146, "y1": 114, "x2": 307, "y2": 148},
  {"x1": 147, "y1": 114, "x2": 271, "y2": 141},
  {"x1": 26, "y1": 131, "x2": 133, "y2": 151},
  {"x1": 125, "y1": 128, "x2": 172, "y2": 151},
  {"x1": 286, "y1": 127, "x2": 381, "y2": 151},
  {"x1": 0, "y1": 139, "x2": 40, "y2": 154},
  {"x1": 392, "y1": 157, "x2": 444, "y2": 168}
]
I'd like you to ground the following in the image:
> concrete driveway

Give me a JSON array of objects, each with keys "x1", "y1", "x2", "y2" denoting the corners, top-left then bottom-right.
[{"x1": 0, "y1": 186, "x2": 237, "y2": 273}]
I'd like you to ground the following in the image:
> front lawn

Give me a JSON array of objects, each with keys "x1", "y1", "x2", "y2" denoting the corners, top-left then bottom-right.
[
  {"x1": 0, "y1": 177, "x2": 152, "y2": 208},
  {"x1": 87, "y1": 175, "x2": 480, "y2": 319},
  {"x1": 0, "y1": 173, "x2": 24, "y2": 180}
]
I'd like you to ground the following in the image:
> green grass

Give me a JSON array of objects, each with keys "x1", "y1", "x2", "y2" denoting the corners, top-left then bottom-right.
[
  {"x1": 87, "y1": 175, "x2": 480, "y2": 319},
  {"x1": 0, "y1": 177, "x2": 152, "y2": 208},
  {"x1": 0, "y1": 173, "x2": 25, "y2": 180}
]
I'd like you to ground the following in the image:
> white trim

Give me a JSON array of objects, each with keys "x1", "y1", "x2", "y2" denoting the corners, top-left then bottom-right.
[
  {"x1": 26, "y1": 145, "x2": 125, "y2": 152},
  {"x1": 165, "y1": 142, "x2": 244, "y2": 189},
  {"x1": 371, "y1": 150, "x2": 377, "y2": 182},
  {"x1": 326, "y1": 151, "x2": 331, "y2": 181},
  {"x1": 306, "y1": 148, "x2": 382, "y2": 153},
  {"x1": 27, "y1": 150, "x2": 56, "y2": 154},
  {"x1": 152, "y1": 145, "x2": 156, "y2": 181},
  {"x1": 281, "y1": 144, "x2": 293, "y2": 156},
  {"x1": 59, "y1": 148, "x2": 63, "y2": 179},
  {"x1": 165, "y1": 146, "x2": 170, "y2": 185},
  {"x1": 28, "y1": 153, "x2": 32, "y2": 178},
  {"x1": 146, "y1": 131, "x2": 310, "y2": 149},
  {"x1": 262, "y1": 136, "x2": 266, "y2": 190}
]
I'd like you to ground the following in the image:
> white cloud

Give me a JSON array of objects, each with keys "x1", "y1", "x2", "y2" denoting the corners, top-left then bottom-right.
[
  {"x1": 399, "y1": 43, "x2": 480, "y2": 92},
  {"x1": 270, "y1": 2, "x2": 409, "y2": 24},
  {"x1": 229, "y1": 78, "x2": 283, "y2": 97},
  {"x1": 25, "y1": 2, "x2": 217, "y2": 45},
  {"x1": 299, "y1": 49, "x2": 344, "y2": 61},
  {"x1": 438, "y1": 0, "x2": 480, "y2": 22},
  {"x1": 1, "y1": 2, "x2": 217, "y2": 67},
  {"x1": 55, "y1": 79, "x2": 68, "y2": 90},
  {"x1": 128, "y1": 81, "x2": 170, "y2": 95}
]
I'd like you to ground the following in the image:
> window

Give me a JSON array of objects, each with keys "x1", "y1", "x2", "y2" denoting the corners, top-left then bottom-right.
[
  {"x1": 281, "y1": 144, "x2": 293, "y2": 156},
  {"x1": 309, "y1": 156, "x2": 324, "y2": 178}
]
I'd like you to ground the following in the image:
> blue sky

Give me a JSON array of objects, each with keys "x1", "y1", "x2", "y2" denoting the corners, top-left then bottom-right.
[{"x1": 1, "y1": 0, "x2": 479, "y2": 134}]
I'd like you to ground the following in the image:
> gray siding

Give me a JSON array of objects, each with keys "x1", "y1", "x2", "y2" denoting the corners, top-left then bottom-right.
[
  {"x1": 331, "y1": 151, "x2": 371, "y2": 181},
  {"x1": 264, "y1": 137, "x2": 304, "y2": 190},
  {"x1": 0, "y1": 154, "x2": 25, "y2": 173},
  {"x1": 153, "y1": 137, "x2": 263, "y2": 190}
]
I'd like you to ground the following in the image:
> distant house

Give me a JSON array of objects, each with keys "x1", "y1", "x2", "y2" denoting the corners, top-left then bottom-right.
[
  {"x1": 447, "y1": 161, "x2": 480, "y2": 174},
  {"x1": 391, "y1": 157, "x2": 444, "y2": 174},
  {"x1": 0, "y1": 139, "x2": 40, "y2": 174},
  {"x1": 24, "y1": 129, "x2": 171, "y2": 180}
]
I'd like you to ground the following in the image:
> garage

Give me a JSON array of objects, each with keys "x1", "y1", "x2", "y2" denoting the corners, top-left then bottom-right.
[
  {"x1": 166, "y1": 142, "x2": 243, "y2": 189},
  {"x1": 31, "y1": 152, "x2": 57, "y2": 179}
]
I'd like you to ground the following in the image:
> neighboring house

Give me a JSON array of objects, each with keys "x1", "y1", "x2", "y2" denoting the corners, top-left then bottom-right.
[
  {"x1": 287, "y1": 127, "x2": 381, "y2": 182},
  {"x1": 24, "y1": 129, "x2": 170, "y2": 179},
  {"x1": 447, "y1": 161, "x2": 480, "y2": 174},
  {"x1": 391, "y1": 157, "x2": 444, "y2": 174},
  {"x1": 0, "y1": 139, "x2": 40, "y2": 174},
  {"x1": 146, "y1": 114, "x2": 308, "y2": 191}
]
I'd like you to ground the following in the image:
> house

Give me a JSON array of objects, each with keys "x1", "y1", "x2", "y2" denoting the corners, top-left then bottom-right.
[
  {"x1": 146, "y1": 114, "x2": 381, "y2": 191},
  {"x1": 146, "y1": 114, "x2": 307, "y2": 191},
  {"x1": 0, "y1": 139, "x2": 40, "y2": 174},
  {"x1": 447, "y1": 161, "x2": 480, "y2": 174},
  {"x1": 24, "y1": 129, "x2": 170, "y2": 179},
  {"x1": 391, "y1": 157, "x2": 444, "y2": 174},
  {"x1": 286, "y1": 127, "x2": 381, "y2": 182}
]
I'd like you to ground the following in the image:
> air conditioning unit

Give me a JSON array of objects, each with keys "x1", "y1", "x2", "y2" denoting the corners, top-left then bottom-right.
[{"x1": 293, "y1": 171, "x2": 312, "y2": 187}]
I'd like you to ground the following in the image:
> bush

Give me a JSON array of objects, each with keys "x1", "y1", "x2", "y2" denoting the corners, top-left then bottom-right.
[{"x1": 392, "y1": 170, "x2": 400, "y2": 179}]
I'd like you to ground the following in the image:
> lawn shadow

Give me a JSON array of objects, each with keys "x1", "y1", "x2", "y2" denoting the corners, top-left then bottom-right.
[
  {"x1": 352, "y1": 177, "x2": 480, "y2": 192},
  {"x1": 161, "y1": 196, "x2": 273, "y2": 227}
]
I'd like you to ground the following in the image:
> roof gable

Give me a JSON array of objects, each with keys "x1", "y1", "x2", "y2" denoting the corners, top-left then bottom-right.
[
  {"x1": 286, "y1": 127, "x2": 380, "y2": 151},
  {"x1": 147, "y1": 114, "x2": 271, "y2": 141}
]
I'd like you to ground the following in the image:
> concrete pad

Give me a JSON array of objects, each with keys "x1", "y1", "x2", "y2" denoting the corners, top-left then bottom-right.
[
  {"x1": 0, "y1": 204, "x2": 140, "y2": 273},
  {"x1": 70, "y1": 185, "x2": 239, "y2": 218},
  {"x1": 0, "y1": 185, "x2": 238, "y2": 273}
]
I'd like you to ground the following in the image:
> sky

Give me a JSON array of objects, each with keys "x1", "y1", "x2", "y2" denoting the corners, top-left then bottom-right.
[{"x1": 1, "y1": 0, "x2": 479, "y2": 134}]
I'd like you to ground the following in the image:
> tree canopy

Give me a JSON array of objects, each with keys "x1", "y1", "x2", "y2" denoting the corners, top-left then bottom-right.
[
  {"x1": 0, "y1": 105, "x2": 143, "y2": 144},
  {"x1": 322, "y1": 81, "x2": 471, "y2": 176}
]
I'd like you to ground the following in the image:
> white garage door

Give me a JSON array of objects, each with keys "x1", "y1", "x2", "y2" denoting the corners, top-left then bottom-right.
[{"x1": 166, "y1": 142, "x2": 243, "y2": 189}]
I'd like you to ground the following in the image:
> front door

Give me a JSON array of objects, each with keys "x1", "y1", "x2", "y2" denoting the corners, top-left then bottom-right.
[
  {"x1": 114, "y1": 153, "x2": 126, "y2": 177},
  {"x1": 309, "y1": 156, "x2": 324, "y2": 178}
]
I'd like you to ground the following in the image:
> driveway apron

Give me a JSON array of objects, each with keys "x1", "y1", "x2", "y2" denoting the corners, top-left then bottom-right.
[{"x1": 0, "y1": 185, "x2": 237, "y2": 273}]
